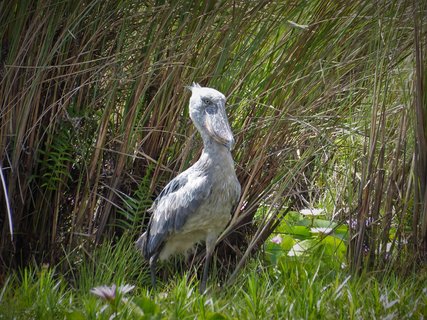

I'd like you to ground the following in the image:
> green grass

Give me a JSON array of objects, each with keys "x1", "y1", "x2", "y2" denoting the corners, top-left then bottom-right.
[{"x1": 1, "y1": 235, "x2": 426, "y2": 319}]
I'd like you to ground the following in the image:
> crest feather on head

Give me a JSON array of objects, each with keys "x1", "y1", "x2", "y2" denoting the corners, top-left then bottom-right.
[{"x1": 186, "y1": 82, "x2": 202, "y2": 92}]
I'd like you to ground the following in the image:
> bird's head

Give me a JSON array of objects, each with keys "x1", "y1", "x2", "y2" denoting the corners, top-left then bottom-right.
[{"x1": 187, "y1": 83, "x2": 235, "y2": 150}]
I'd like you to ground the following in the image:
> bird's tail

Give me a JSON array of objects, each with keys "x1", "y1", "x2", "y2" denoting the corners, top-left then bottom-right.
[{"x1": 135, "y1": 232, "x2": 149, "y2": 260}]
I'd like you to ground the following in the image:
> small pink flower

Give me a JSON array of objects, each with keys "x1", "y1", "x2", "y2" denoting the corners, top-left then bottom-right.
[{"x1": 271, "y1": 235, "x2": 282, "y2": 244}]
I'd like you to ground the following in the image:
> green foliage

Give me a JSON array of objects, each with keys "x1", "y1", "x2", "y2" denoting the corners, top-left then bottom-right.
[
  {"x1": 115, "y1": 164, "x2": 154, "y2": 231},
  {"x1": 1, "y1": 236, "x2": 426, "y2": 319},
  {"x1": 37, "y1": 125, "x2": 75, "y2": 191},
  {"x1": 265, "y1": 209, "x2": 348, "y2": 270},
  {"x1": 0, "y1": 268, "x2": 70, "y2": 319},
  {"x1": 71, "y1": 233, "x2": 149, "y2": 293}
]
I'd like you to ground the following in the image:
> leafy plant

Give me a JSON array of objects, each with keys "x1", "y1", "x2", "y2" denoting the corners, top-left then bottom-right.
[
  {"x1": 265, "y1": 208, "x2": 348, "y2": 269},
  {"x1": 1, "y1": 236, "x2": 426, "y2": 319}
]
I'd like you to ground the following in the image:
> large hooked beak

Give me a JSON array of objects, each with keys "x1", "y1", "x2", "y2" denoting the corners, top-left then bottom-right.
[{"x1": 205, "y1": 100, "x2": 235, "y2": 150}]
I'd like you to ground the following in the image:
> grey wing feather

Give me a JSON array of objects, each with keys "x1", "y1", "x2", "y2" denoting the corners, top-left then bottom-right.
[
  {"x1": 234, "y1": 181, "x2": 241, "y2": 209},
  {"x1": 229, "y1": 179, "x2": 241, "y2": 219},
  {"x1": 137, "y1": 172, "x2": 211, "y2": 260}
]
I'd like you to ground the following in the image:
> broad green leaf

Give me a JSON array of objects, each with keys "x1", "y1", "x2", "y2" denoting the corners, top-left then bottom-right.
[
  {"x1": 320, "y1": 236, "x2": 346, "y2": 259},
  {"x1": 335, "y1": 225, "x2": 349, "y2": 234},
  {"x1": 288, "y1": 239, "x2": 317, "y2": 256},
  {"x1": 265, "y1": 235, "x2": 295, "y2": 264},
  {"x1": 281, "y1": 225, "x2": 312, "y2": 238},
  {"x1": 334, "y1": 225, "x2": 349, "y2": 240},
  {"x1": 265, "y1": 242, "x2": 283, "y2": 265},
  {"x1": 280, "y1": 234, "x2": 295, "y2": 251},
  {"x1": 283, "y1": 211, "x2": 303, "y2": 223},
  {"x1": 313, "y1": 219, "x2": 338, "y2": 229}
]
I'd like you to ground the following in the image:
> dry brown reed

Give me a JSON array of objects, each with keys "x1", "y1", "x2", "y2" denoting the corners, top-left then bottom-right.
[{"x1": 0, "y1": 0, "x2": 425, "y2": 276}]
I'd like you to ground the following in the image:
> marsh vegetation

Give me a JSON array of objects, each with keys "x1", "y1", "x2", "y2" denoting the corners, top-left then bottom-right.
[{"x1": 0, "y1": 0, "x2": 426, "y2": 318}]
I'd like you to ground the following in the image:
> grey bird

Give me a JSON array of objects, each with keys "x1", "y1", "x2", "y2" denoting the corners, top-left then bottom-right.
[{"x1": 136, "y1": 83, "x2": 241, "y2": 293}]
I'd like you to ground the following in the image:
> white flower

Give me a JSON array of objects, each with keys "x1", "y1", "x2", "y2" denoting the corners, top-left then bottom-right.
[
  {"x1": 300, "y1": 208, "x2": 324, "y2": 216},
  {"x1": 311, "y1": 227, "x2": 332, "y2": 234}
]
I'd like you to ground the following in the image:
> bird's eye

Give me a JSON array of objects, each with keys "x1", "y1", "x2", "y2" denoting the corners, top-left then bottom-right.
[{"x1": 202, "y1": 98, "x2": 211, "y2": 105}]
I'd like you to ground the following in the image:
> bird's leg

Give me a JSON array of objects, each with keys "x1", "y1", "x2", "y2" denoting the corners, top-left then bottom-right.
[
  {"x1": 200, "y1": 250, "x2": 212, "y2": 293},
  {"x1": 200, "y1": 235, "x2": 216, "y2": 294},
  {"x1": 149, "y1": 253, "x2": 159, "y2": 290}
]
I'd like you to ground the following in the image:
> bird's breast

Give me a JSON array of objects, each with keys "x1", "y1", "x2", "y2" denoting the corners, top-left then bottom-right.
[
  {"x1": 157, "y1": 155, "x2": 240, "y2": 261},
  {"x1": 183, "y1": 166, "x2": 239, "y2": 233}
]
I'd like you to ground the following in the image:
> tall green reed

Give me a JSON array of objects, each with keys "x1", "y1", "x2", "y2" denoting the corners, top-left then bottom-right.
[{"x1": 0, "y1": 0, "x2": 425, "y2": 277}]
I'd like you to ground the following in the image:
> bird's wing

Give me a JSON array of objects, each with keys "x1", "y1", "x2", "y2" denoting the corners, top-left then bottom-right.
[
  {"x1": 144, "y1": 172, "x2": 211, "y2": 259},
  {"x1": 233, "y1": 180, "x2": 241, "y2": 210}
]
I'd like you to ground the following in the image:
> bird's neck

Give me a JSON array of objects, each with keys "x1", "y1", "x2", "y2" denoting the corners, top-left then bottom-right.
[
  {"x1": 202, "y1": 136, "x2": 227, "y2": 154},
  {"x1": 198, "y1": 136, "x2": 234, "y2": 168}
]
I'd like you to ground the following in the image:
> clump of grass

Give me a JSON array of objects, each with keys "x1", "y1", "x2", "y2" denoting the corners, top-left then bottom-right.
[
  {"x1": 1, "y1": 236, "x2": 426, "y2": 319},
  {"x1": 0, "y1": 267, "x2": 71, "y2": 319}
]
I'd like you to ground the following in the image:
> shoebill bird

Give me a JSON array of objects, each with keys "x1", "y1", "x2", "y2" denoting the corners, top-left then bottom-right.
[{"x1": 136, "y1": 83, "x2": 241, "y2": 293}]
